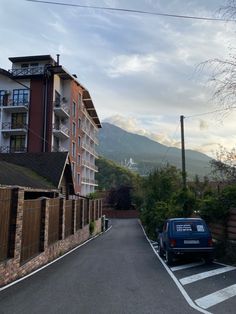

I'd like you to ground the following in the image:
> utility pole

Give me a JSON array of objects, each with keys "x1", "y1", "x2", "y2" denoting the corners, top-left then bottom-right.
[{"x1": 180, "y1": 115, "x2": 187, "y2": 190}]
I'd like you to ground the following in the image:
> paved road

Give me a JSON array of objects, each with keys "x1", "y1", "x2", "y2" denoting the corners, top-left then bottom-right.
[{"x1": 0, "y1": 219, "x2": 200, "y2": 314}]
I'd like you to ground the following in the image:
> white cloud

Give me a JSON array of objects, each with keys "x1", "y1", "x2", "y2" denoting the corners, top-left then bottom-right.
[{"x1": 106, "y1": 53, "x2": 158, "y2": 77}]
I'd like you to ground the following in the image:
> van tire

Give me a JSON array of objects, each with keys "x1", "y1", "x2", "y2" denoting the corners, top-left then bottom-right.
[{"x1": 166, "y1": 251, "x2": 174, "y2": 266}]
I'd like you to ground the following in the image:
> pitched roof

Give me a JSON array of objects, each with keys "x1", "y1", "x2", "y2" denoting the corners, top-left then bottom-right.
[
  {"x1": 0, "y1": 152, "x2": 71, "y2": 190},
  {"x1": 0, "y1": 161, "x2": 55, "y2": 190}
]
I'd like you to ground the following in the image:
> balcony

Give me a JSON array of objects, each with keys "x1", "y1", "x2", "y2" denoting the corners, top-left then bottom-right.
[
  {"x1": 0, "y1": 146, "x2": 27, "y2": 153},
  {"x1": 82, "y1": 160, "x2": 98, "y2": 172},
  {"x1": 54, "y1": 101, "x2": 70, "y2": 119},
  {"x1": 81, "y1": 124, "x2": 98, "y2": 144},
  {"x1": 9, "y1": 66, "x2": 45, "y2": 77},
  {"x1": 81, "y1": 177, "x2": 98, "y2": 186},
  {"x1": 52, "y1": 146, "x2": 68, "y2": 152},
  {"x1": 81, "y1": 142, "x2": 98, "y2": 158},
  {"x1": 1, "y1": 122, "x2": 28, "y2": 135},
  {"x1": 53, "y1": 124, "x2": 69, "y2": 140},
  {"x1": 0, "y1": 99, "x2": 29, "y2": 113}
]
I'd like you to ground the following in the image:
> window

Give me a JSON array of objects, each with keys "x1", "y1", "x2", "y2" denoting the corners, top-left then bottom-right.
[
  {"x1": 13, "y1": 89, "x2": 29, "y2": 106},
  {"x1": 0, "y1": 90, "x2": 8, "y2": 106},
  {"x1": 78, "y1": 136, "x2": 81, "y2": 147},
  {"x1": 71, "y1": 162, "x2": 75, "y2": 177},
  {"x1": 21, "y1": 63, "x2": 29, "y2": 68},
  {"x1": 72, "y1": 142, "x2": 76, "y2": 157},
  {"x1": 72, "y1": 101, "x2": 76, "y2": 117},
  {"x1": 78, "y1": 118, "x2": 81, "y2": 129},
  {"x1": 78, "y1": 93, "x2": 82, "y2": 108},
  {"x1": 78, "y1": 155, "x2": 81, "y2": 165},
  {"x1": 72, "y1": 122, "x2": 76, "y2": 136},
  {"x1": 11, "y1": 113, "x2": 27, "y2": 129},
  {"x1": 77, "y1": 173, "x2": 80, "y2": 184},
  {"x1": 10, "y1": 135, "x2": 26, "y2": 152}
]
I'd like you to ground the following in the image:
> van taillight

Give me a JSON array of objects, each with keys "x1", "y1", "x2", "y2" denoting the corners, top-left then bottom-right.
[
  {"x1": 208, "y1": 238, "x2": 213, "y2": 247},
  {"x1": 170, "y1": 239, "x2": 176, "y2": 247}
]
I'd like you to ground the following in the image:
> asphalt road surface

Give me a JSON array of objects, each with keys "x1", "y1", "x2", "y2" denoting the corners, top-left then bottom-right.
[{"x1": 0, "y1": 219, "x2": 200, "y2": 314}]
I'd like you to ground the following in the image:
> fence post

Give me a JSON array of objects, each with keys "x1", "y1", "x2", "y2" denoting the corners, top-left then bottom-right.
[
  {"x1": 59, "y1": 197, "x2": 65, "y2": 240},
  {"x1": 81, "y1": 199, "x2": 84, "y2": 229},
  {"x1": 41, "y1": 198, "x2": 49, "y2": 251},
  {"x1": 72, "y1": 200, "x2": 76, "y2": 234},
  {"x1": 12, "y1": 188, "x2": 24, "y2": 264}
]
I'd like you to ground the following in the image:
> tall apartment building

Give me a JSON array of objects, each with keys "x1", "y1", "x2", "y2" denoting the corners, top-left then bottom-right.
[{"x1": 0, "y1": 55, "x2": 101, "y2": 196}]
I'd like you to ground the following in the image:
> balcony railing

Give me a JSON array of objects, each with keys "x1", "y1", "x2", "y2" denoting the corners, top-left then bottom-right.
[
  {"x1": 52, "y1": 146, "x2": 68, "y2": 152},
  {"x1": 2, "y1": 122, "x2": 28, "y2": 131},
  {"x1": 9, "y1": 66, "x2": 45, "y2": 76},
  {"x1": 53, "y1": 124, "x2": 70, "y2": 139},
  {"x1": 81, "y1": 177, "x2": 98, "y2": 185},
  {"x1": 0, "y1": 100, "x2": 29, "y2": 111},
  {"x1": 81, "y1": 124, "x2": 98, "y2": 144},
  {"x1": 0, "y1": 146, "x2": 27, "y2": 153},
  {"x1": 53, "y1": 101, "x2": 70, "y2": 118},
  {"x1": 81, "y1": 142, "x2": 98, "y2": 157},
  {"x1": 82, "y1": 160, "x2": 98, "y2": 172}
]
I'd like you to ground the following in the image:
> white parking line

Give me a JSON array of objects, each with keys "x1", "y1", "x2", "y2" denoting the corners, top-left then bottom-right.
[
  {"x1": 195, "y1": 284, "x2": 236, "y2": 309},
  {"x1": 171, "y1": 261, "x2": 205, "y2": 272},
  {"x1": 139, "y1": 223, "x2": 212, "y2": 314},
  {"x1": 180, "y1": 266, "x2": 235, "y2": 285}
]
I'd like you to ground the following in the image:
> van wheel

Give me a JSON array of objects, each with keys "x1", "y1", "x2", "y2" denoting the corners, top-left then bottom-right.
[
  {"x1": 166, "y1": 251, "x2": 174, "y2": 266},
  {"x1": 205, "y1": 255, "x2": 213, "y2": 264},
  {"x1": 158, "y1": 244, "x2": 164, "y2": 258}
]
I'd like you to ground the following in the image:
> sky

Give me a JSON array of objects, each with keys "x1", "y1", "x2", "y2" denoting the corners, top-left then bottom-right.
[{"x1": 1, "y1": 0, "x2": 236, "y2": 158}]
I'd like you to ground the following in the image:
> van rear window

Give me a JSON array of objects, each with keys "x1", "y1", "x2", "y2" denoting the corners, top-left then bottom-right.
[{"x1": 174, "y1": 222, "x2": 205, "y2": 232}]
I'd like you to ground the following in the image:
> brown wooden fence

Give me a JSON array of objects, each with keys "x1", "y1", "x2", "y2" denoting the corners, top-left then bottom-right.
[
  {"x1": 210, "y1": 208, "x2": 236, "y2": 241},
  {"x1": 21, "y1": 200, "x2": 43, "y2": 263},
  {"x1": 48, "y1": 198, "x2": 61, "y2": 245},
  {"x1": 64, "y1": 200, "x2": 74, "y2": 238},
  {"x1": 75, "y1": 199, "x2": 83, "y2": 230},
  {"x1": 83, "y1": 199, "x2": 89, "y2": 225},
  {"x1": 0, "y1": 188, "x2": 103, "y2": 266},
  {"x1": 0, "y1": 189, "x2": 12, "y2": 261},
  {"x1": 227, "y1": 208, "x2": 236, "y2": 240}
]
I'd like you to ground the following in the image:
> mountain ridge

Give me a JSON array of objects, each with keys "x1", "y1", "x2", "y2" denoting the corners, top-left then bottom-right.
[{"x1": 97, "y1": 122, "x2": 212, "y2": 178}]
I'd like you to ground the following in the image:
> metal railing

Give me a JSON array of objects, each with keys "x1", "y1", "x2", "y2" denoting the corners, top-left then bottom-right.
[
  {"x1": 0, "y1": 146, "x2": 27, "y2": 153},
  {"x1": 81, "y1": 177, "x2": 98, "y2": 185},
  {"x1": 81, "y1": 124, "x2": 98, "y2": 144},
  {"x1": 53, "y1": 101, "x2": 70, "y2": 116},
  {"x1": 81, "y1": 142, "x2": 98, "y2": 157},
  {"x1": 52, "y1": 146, "x2": 68, "y2": 152},
  {"x1": 81, "y1": 159, "x2": 98, "y2": 171},
  {"x1": 53, "y1": 124, "x2": 69, "y2": 136},
  {"x1": 9, "y1": 66, "x2": 45, "y2": 76},
  {"x1": 1, "y1": 122, "x2": 28, "y2": 130},
  {"x1": 0, "y1": 99, "x2": 29, "y2": 108}
]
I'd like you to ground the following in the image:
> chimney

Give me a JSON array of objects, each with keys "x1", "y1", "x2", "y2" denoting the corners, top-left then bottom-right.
[{"x1": 56, "y1": 54, "x2": 60, "y2": 66}]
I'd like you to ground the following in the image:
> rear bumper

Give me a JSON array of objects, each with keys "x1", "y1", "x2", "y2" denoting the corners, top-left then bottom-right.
[{"x1": 169, "y1": 247, "x2": 214, "y2": 255}]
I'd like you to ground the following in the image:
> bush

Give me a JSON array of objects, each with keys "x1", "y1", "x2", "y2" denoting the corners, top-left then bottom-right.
[{"x1": 89, "y1": 221, "x2": 95, "y2": 235}]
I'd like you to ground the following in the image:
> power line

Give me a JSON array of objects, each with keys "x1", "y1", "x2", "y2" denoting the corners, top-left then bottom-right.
[
  {"x1": 26, "y1": 0, "x2": 235, "y2": 22},
  {"x1": 185, "y1": 106, "x2": 236, "y2": 119}
]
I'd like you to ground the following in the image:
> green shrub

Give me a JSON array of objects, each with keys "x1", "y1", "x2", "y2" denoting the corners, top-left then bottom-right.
[{"x1": 89, "y1": 221, "x2": 95, "y2": 235}]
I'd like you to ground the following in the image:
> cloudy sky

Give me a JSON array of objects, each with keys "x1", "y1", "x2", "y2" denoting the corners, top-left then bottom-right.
[{"x1": 1, "y1": 0, "x2": 236, "y2": 157}]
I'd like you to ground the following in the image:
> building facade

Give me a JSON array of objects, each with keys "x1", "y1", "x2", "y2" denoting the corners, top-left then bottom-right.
[{"x1": 0, "y1": 55, "x2": 101, "y2": 196}]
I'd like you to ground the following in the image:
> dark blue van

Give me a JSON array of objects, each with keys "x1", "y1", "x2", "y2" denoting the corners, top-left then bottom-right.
[{"x1": 158, "y1": 218, "x2": 214, "y2": 265}]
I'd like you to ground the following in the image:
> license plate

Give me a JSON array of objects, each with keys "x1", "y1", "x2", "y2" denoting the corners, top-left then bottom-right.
[{"x1": 184, "y1": 240, "x2": 199, "y2": 244}]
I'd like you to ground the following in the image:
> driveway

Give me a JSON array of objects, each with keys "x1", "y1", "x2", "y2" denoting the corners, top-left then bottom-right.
[{"x1": 0, "y1": 219, "x2": 200, "y2": 314}]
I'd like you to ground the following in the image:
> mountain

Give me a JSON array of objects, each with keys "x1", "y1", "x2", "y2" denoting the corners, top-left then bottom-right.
[{"x1": 97, "y1": 122, "x2": 212, "y2": 178}]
